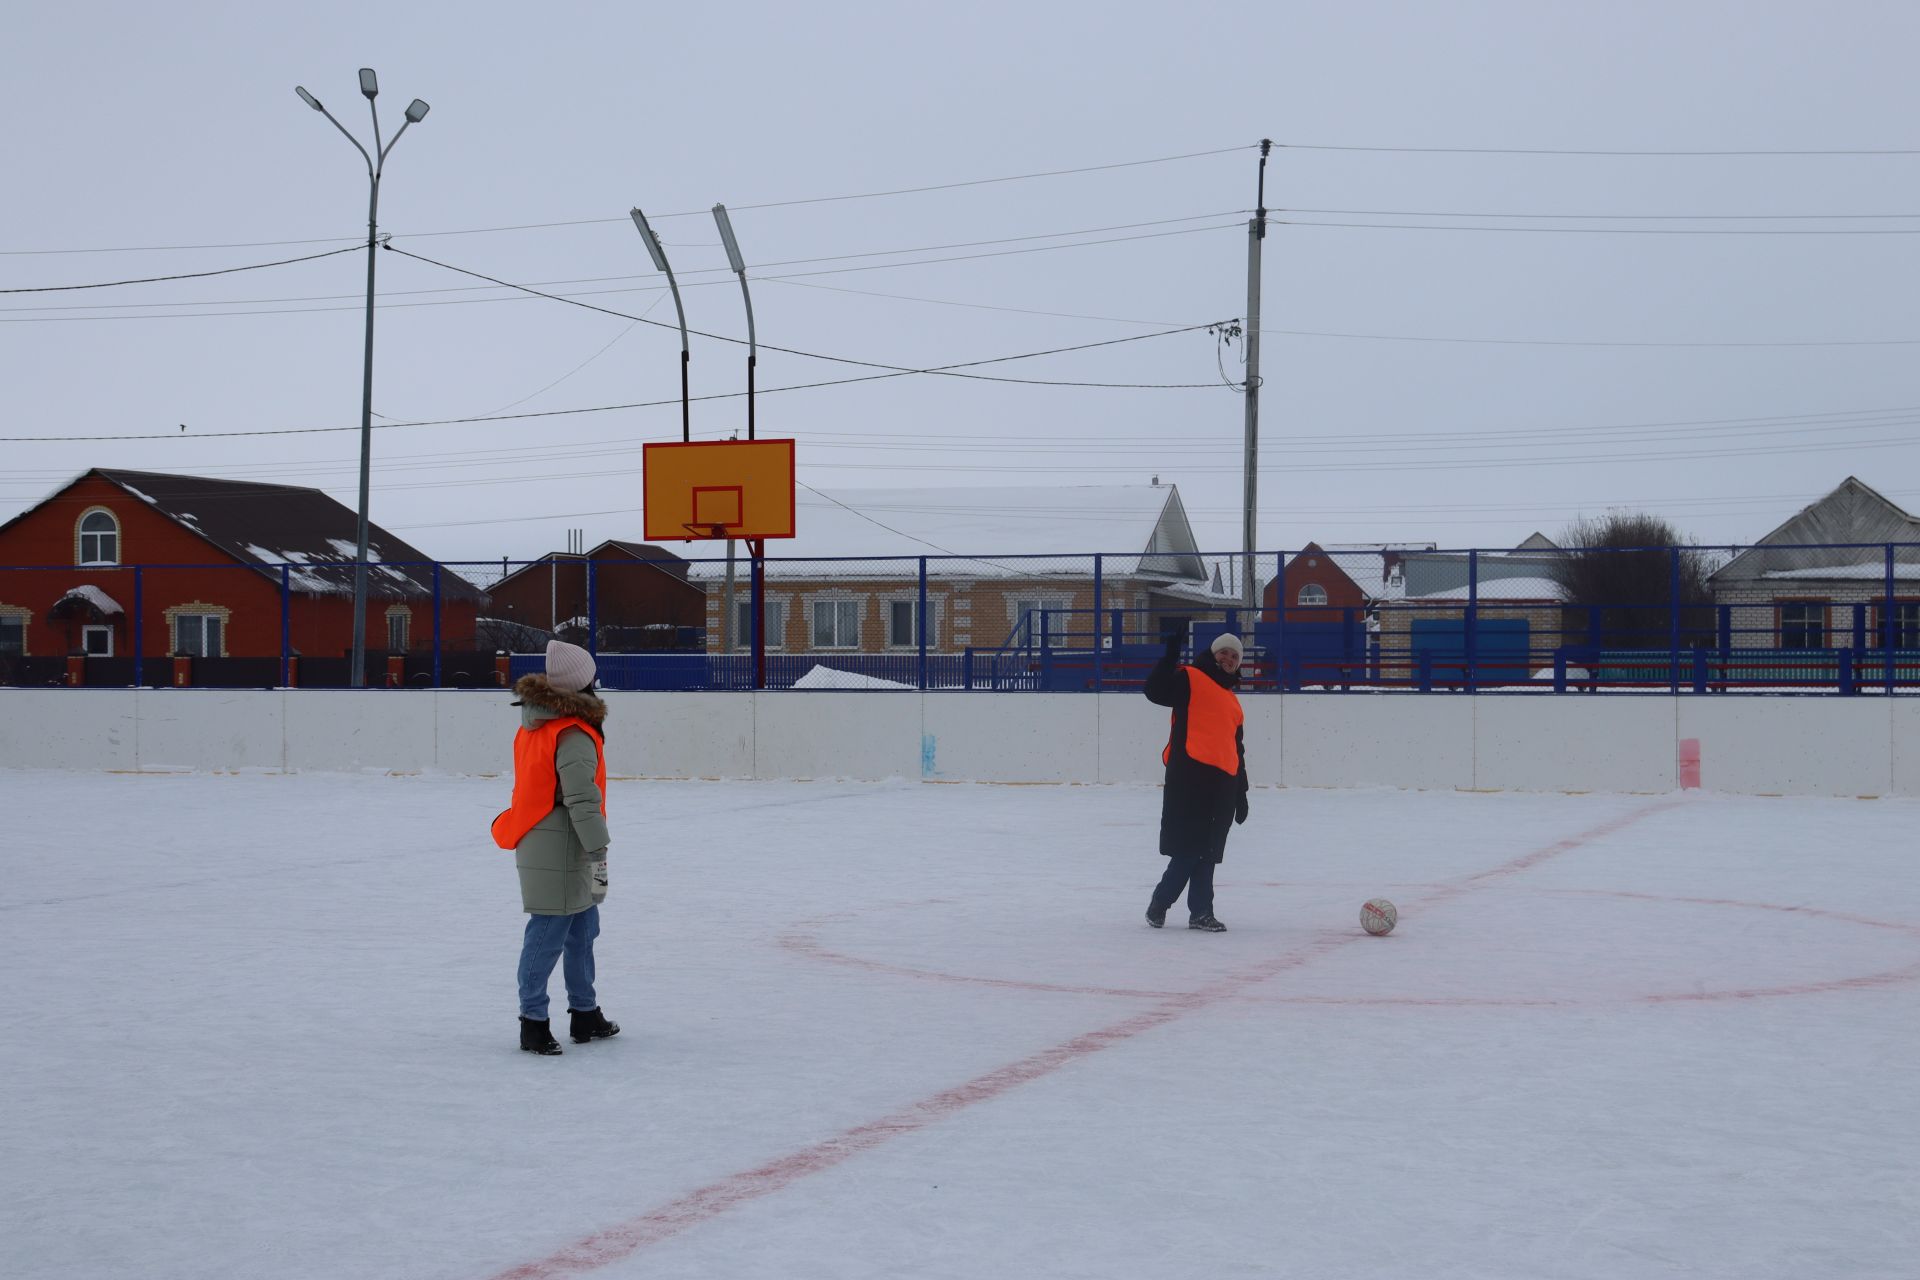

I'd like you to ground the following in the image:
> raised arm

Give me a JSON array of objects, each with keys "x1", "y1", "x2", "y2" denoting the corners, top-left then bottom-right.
[{"x1": 1143, "y1": 629, "x2": 1189, "y2": 708}]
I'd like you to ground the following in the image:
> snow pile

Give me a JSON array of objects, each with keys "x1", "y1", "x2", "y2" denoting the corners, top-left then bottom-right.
[{"x1": 790, "y1": 664, "x2": 915, "y2": 690}]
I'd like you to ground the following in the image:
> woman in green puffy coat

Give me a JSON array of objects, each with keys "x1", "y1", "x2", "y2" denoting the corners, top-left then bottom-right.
[{"x1": 495, "y1": 639, "x2": 620, "y2": 1056}]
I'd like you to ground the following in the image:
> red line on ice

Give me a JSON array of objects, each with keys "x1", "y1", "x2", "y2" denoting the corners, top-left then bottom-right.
[{"x1": 485, "y1": 799, "x2": 1679, "y2": 1279}]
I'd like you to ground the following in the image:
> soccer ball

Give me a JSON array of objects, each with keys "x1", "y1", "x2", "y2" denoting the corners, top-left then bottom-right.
[{"x1": 1360, "y1": 899, "x2": 1397, "y2": 936}]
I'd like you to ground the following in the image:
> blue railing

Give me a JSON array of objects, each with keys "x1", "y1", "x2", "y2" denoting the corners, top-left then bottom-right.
[{"x1": 3, "y1": 542, "x2": 1918, "y2": 693}]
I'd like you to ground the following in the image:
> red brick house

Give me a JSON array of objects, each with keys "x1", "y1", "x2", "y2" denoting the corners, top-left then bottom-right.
[
  {"x1": 0, "y1": 469, "x2": 481, "y2": 683},
  {"x1": 485, "y1": 540, "x2": 704, "y2": 649}
]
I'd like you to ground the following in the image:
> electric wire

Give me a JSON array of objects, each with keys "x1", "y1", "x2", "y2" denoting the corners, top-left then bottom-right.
[{"x1": 0, "y1": 245, "x2": 365, "y2": 294}]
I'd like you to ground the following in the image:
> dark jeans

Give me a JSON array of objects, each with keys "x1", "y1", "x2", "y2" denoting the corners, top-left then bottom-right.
[
  {"x1": 517, "y1": 906, "x2": 599, "y2": 1019},
  {"x1": 1151, "y1": 854, "x2": 1216, "y2": 920}
]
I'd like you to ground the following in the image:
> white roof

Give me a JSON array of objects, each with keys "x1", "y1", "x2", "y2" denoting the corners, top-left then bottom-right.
[
  {"x1": 688, "y1": 485, "x2": 1192, "y2": 580},
  {"x1": 60, "y1": 585, "x2": 124, "y2": 615},
  {"x1": 1760, "y1": 563, "x2": 1920, "y2": 582},
  {"x1": 1407, "y1": 577, "x2": 1567, "y2": 602}
]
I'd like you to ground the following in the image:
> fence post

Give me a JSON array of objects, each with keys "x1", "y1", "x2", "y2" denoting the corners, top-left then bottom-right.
[
  {"x1": 1669, "y1": 547, "x2": 1681, "y2": 695},
  {"x1": 1717, "y1": 604, "x2": 1732, "y2": 690},
  {"x1": 1887, "y1": 543, "x2": 1899, "y2": 695},
  {"x1": 585, "y1": 558, "x2": 598, "y2": 658},
  {"x1": 432, "y1": 564, "x2": 443, "y2": 689},
  {"x1": 1839, "y1": 647, "x2": 1856, "y2": 696},
  {"x1": 917, "y1": 557, "x2": 928, "y2": 691},
  {"x1": 1092, "y1": 554, "x2": 1103, "y2": 693},
  {"x1": 1554, "y1": 649, "x2": 1567, "y2": 694},
  {"x1": 1692, "y1": 646, "x2": 1708, "y2": 695},
  {"x1": 1465, "y1": 550, "x2": 1478, "y2": 694},
  {"x1": 279, "y1": 565, "x2": 291, "y2": 688},
  {"x1": 1418, "y1": 648, "x2": 1433, "y2": 694},
  {"x1": 133, "y1": 566, "x2": 145, "y2": 689},
  {"x1": 963, "y1": 646, "x2": 974, "y2": 691}
]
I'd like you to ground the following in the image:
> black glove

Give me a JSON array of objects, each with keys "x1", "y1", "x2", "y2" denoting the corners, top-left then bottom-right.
[{"x1": 1234, "y1": 794, "x2": 1248, "y2": 825}]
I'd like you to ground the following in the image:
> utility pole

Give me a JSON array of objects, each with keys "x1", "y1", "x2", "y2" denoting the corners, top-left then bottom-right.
[{"x1": 1241, "y1": 138, "x2": 1272, "y2": 614}]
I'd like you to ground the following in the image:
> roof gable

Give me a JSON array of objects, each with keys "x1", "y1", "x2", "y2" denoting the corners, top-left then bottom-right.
[{"x1": 1712, "y1": 477, "x2": 1920, "y2": 583}]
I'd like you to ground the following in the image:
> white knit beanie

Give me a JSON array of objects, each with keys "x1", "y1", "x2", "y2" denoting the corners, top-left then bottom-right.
[
  {"x1": 544, "y1": 639, "x2": 597, "y2": 694},
  {"x1": 1210, "y1": 633, "x2": 1244, "y2": 659}
]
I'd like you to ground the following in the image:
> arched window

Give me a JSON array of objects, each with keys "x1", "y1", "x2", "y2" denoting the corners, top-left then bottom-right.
[
  {"x1": 1297, "y1": 583, "x2": 1328, "y2": 607},
  {"x1": 78, "y1": 510, "x2": 119, "y2": 566}
]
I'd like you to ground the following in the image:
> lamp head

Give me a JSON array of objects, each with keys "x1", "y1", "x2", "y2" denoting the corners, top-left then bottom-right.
[
  {"x1": 294, "y1": 85, "x2": 323, "y2": 112},
  {"x1": 711, "y1": 204, "x2": 746, "y2": 274},
  {"x1": 404, "y1": 98, "x2": 430, "y2": 123},
  {"x1": 629, "y1": 208, "x2": 671, "y2": 274},
  {"x1": 358, "y1": 68, "x2": 379, "y2": 99}
]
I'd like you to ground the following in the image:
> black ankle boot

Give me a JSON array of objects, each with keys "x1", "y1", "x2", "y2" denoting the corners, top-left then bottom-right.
[
  {"x1": 569, "y1": 1007, "x2": 620, "y2": 1044},
  {"x1": 519, "y1": 1016, "x2": 562, "y2": 1055}
]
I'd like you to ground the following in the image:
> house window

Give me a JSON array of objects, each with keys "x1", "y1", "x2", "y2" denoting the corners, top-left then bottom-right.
[
  {"x1": 811, "y1": 599, "x2": 861, "y2": 649},
  {"x1": 1877, "y1": 601, "x2": 1920, "y2": 649},
  {"x1": 732, "y1": 599, "x2": 786, "y2": 650},
  {"x1": 1012, "y1": 598, "x2": 1071, "y2": 645},
  {"x1": 888, "y1": 599, "x2": 937, "y2": 647},
  {"x1": 82, "y1": 625, "x2": 114, "y2": 656},
  {"x1": 77, "y1": 510, "x2": 119, "y2": 566},
  {"x1": 174, "y1": 614, "x2": 223, "y2": 658},
  {"x1": 386, "y1": 608, "x2": 410, "y2": 652},
  {"x1": 1297, "y1": 584, "x2": 1329, "y2": 607},
  {"x1": 1778, "y1": 602, "x2": 1826, "y2": 649},
  {"x1": 0, "y1": 614, "x2": 24, "y2": 656}
]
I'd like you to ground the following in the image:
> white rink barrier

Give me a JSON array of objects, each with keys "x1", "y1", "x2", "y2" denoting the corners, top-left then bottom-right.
[{"x1": 0, "y1": 688, "x2": 1911, "y2": 798}]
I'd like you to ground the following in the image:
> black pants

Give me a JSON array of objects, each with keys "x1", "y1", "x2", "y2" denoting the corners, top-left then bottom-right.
[{"x1": 1151, "y1": 854, "x2": 1216, "y2": 919}]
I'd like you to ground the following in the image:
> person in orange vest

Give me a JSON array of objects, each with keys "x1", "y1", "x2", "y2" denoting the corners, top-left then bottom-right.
[
  {"x1": 492, "y1": 639, "x2": 619, "y2": 1055},
  {"x1": 1143, "y1": 628, "x2": 1248, "y2": 931}
]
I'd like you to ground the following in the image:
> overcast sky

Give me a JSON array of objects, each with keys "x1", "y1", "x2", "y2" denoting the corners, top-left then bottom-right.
[{"x1": 6, "y1": 1, "x2": 1920, "y2": 565}]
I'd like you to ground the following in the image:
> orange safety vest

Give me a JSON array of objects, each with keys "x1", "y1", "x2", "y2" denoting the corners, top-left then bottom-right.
[
  {"x1": 1162, "y1": 666, "x2": 1244, "y2": 777},
  {"x1": 490, "y1": 716, "x2": 607, "y2": 850}
]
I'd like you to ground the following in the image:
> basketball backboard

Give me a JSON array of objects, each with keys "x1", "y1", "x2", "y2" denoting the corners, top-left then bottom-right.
[{"x1": 642, "y1": 439, "x2": 796, "y2": 541}]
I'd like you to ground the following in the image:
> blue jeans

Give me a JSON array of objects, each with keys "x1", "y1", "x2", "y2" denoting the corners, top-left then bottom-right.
[
  {"x1": 517, "y1": 906, "x2": 599, "y2": 1020},
  {"x1": 1151, "y1": 855, "x2": 1216, "y2": 920}
]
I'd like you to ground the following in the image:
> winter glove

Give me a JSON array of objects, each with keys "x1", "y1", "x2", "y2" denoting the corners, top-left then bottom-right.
[
  {"x1": 589, "y1": 851, "x2": 609, "y2": 905},
  {"x1": 1234, "y1": 794, "x2": 1249, "y2": 825}
]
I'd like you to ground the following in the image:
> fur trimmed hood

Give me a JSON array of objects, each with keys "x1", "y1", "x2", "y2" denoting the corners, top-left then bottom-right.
[{"x1": 513, "y1": 673, "x2": 608, "y2": 728}]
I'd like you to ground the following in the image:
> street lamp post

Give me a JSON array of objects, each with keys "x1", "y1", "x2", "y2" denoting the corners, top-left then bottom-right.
[
  {"x1": 294, "y1": 70, "x2": 430, "y2": 687},
  {"x1": 629, "y1": 207, "x2": 691, "y2": 444},
  {"x1": 710, "y1": 203, "x2": 765, "y2": 690}
]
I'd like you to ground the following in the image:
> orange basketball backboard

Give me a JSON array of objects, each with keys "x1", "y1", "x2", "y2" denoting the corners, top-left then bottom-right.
[{"x1": 643, "y1": 439, "x2": 796, "y2": 541}]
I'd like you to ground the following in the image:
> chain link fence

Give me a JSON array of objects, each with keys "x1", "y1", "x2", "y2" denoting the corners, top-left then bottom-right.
[{"x1": 4, "y1": 543, "x2": 1918, "y2": 693}]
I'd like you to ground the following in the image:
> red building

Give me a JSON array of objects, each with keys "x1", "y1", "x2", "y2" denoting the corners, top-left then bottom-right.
[
  {"x1": 1263, "y1": 542, "x2": 1371, "y2": 622},
  {"x1": 485, "y1": 540, "x2": 704, "y2": 650},
  {"x1": 0, "y1": 469, "x2": 482, "y2": 685}
]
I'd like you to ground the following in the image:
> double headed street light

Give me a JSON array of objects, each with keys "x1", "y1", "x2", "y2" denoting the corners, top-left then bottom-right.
[{"x1": 294, "y1": 69, "x2": 430, "y2": 687}]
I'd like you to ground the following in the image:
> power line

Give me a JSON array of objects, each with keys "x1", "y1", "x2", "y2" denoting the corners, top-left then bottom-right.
[
  {"x1": 383, "y1": 244, "x2": 1228, "y2": 387},
  {"x1": 1277, "y1": 142, "x2": 1920, "y2": 156},
  {"x1": 0, "y1": 143, "x2": 1257, "y2": 256},
  {"x1": 1282, "y1": 206, "x2": 1920, "y2": 221},
  {"x1": 0, "y1": 245, "x2": 364, "y2": 294},
  {"x1": 0, "y1": 321, "x2": 1230, "y2": 443},
  {"x1": 0, "y1": 211, "x2": 1240, "y2": 315},
  {"x1": 0, "y1": 222, "x2": 1245, "y2": 323},
  {"x1": 1278, "y1": 218, "x2": 1920, "y2": 236}
]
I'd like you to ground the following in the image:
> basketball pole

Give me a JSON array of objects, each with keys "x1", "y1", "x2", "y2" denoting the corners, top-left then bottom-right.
[
  {"x1": 1241, "y1": 139, "x2": 1271, "y2": 616},
  {"x1": 713, "y1": 205, "x2": 762, "y2": 683},
  {"x1": 629, "y1": 207, "x2": 691, "y2": 443}
]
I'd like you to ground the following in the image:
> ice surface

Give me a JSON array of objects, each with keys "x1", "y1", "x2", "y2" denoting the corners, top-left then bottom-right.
[{"x1": 2, "y1": 773, "x2": 1916, "y2": 1279}]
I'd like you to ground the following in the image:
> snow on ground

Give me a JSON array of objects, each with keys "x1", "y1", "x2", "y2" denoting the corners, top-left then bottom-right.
[{"x1": 3, "y1": 772, "x2": 1917, "y2": 1280}]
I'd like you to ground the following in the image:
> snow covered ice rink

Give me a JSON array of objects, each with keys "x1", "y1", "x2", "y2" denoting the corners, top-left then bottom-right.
[{"x1": 5, "y1": 771, "x2": 1918, "y2": 1280}]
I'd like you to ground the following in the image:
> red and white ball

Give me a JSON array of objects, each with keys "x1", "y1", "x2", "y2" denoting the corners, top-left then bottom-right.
[{"x1": 1360, "y1": 898, "x2": 1398, "y2": 936}]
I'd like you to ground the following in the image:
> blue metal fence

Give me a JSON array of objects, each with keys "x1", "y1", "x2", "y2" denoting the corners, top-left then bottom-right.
[{"x1": 4, "y1": 542, "x2": 1918, "y2": 694}]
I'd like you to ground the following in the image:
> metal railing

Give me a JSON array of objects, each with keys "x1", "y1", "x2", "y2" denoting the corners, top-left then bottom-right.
[{"x1": 2, "y1": 542, "x2": 1916, "y2": 694}]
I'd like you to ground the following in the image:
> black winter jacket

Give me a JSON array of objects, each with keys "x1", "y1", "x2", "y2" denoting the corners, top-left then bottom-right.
[{"x1": 1145, "y1": 643, "x2": 1249, "y2": 863}]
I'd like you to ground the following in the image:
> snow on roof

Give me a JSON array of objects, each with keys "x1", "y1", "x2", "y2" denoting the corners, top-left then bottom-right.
[
  {"x1": 1760, "y1": 563, "x2": 1920, "y2": 581},
  {"x1": 58, "y1": 585, "x2": 124, "y2": 615},
  {"x1": 1407, "y1": 577, "x2": 1567, "y2": 602},
  {"x1": 686, "y1": 485, "x2": 1189, "y2": 580}
]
